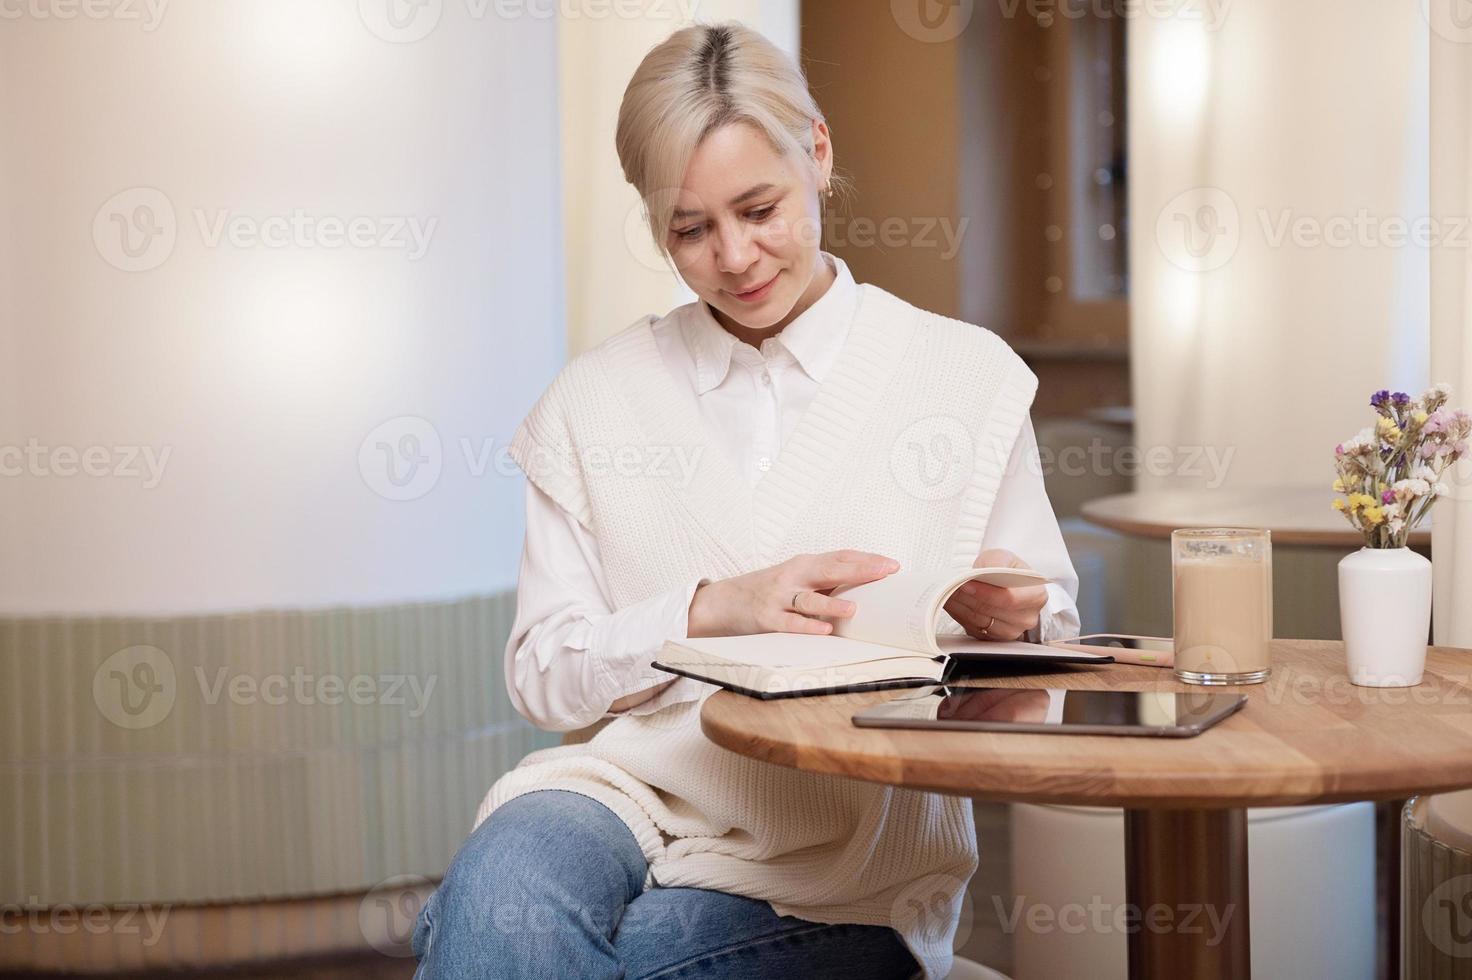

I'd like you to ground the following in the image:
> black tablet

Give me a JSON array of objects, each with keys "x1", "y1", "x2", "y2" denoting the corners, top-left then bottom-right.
[{"x1": 851, "y1": 685, "x2": 1246, "y2": 738}]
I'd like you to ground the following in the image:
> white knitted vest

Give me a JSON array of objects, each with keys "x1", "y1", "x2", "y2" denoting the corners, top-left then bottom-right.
[{"x1": 479, "y1": 283, "x2": 1038, "y2": 980}]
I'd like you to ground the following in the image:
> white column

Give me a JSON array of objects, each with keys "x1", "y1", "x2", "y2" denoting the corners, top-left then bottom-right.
[
  {"x1": 1430, "y1": 7, "x2": 1472, "y2": 648},
  {"x1": 0, "y1": 1, "x2": 564, "y2": 615}
]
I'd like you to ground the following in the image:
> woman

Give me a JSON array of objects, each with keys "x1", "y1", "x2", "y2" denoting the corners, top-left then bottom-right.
[{"x1": 413, "y1": 21, "x2": 1079, "y2": 980}]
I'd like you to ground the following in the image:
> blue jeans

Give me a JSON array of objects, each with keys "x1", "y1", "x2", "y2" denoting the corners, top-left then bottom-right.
[{"x1": 412, "y1": 789, "x2": 922, "y2": 979}]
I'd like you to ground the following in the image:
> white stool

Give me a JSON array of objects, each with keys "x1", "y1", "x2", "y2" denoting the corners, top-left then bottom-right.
[
  {"x1": 1009, "y1": 803, "x2": 1376, "y2": 980},
  {"x1": 1404, "y1": 790, "x2": 1472, "y2": 973},
  {"x1": 945, "y1": 955, "x2": 1012, "y2": 980}
]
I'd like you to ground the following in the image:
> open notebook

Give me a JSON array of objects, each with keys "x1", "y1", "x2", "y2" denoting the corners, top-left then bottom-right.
[{"x1": 652, "y1": 567, "x2": 1112, "y2": 699}]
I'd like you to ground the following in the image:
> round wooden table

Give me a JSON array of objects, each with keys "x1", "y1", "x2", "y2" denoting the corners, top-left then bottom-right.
[
  {"x1": 701, "y1": 640, "x2": 1472, "y2": 979},
  {"x1": 1080, "y1": 486, "x2": 1431, "y2": 548}
]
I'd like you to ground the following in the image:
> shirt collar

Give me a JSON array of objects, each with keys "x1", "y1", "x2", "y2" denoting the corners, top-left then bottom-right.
[{"x1": 682, "y1": 252, "x2": 859, "y2": 395}]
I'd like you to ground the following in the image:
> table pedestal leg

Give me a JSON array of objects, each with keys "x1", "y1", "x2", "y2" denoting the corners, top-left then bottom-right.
[{"x1": 1123, "y1": 808, "x2": 1251, "y2": 980}]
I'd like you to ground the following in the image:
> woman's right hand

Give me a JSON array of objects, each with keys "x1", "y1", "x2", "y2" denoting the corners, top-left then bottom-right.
[{"x1": 686, "y1": 550, "x2": 901, "y2": 638}]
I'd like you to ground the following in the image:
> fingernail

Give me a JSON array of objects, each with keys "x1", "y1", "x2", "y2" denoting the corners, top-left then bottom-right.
[{"x1": 885, "y1": 559, "x2": 900, "y2": 572}]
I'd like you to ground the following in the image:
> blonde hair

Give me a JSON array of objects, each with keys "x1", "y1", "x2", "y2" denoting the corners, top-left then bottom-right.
[{"x1": 615, "y1": 21, "x2": 842, "y2": 256}]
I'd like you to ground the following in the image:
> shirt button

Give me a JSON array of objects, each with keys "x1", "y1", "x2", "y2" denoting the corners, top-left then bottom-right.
[
  {"x1": 760, "y1": 370, "x2": 772, "y2": 386},
  {"x1": 757, "y1": 456, "x2": 772, "y2": 472}
]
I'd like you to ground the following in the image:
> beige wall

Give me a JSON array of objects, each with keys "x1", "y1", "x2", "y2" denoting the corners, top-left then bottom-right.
[{"x1": 800, "y1": 1, "x2": 963, "y2": 320}]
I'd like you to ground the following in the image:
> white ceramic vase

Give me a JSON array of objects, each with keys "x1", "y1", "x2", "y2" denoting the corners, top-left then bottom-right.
[{"x1": 1338, "y1": 546, "x2": 1432, "y2": 687}]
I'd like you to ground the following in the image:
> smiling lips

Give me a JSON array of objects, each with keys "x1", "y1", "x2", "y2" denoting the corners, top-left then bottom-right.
[{"x1": 729, "y1": 272, "x2": 778, "y2": 303}]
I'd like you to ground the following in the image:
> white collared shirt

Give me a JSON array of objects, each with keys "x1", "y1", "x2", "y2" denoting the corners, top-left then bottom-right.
[{"x1": 505, "y1": 253, "x2": 1081, "y2": 731}]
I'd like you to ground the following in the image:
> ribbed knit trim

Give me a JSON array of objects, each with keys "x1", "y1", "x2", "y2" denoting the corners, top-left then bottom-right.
[
  {"x1": 593, "y1": 320, "x2": 757, "y2": 574},
  {"x1": 950, "y1": 354, "x2": 1039, "y2": 568},
  {"x1": 751, "y1": 284, "x2": 919, "y2": 561},
  {"x1": 508, "y1": 399, "x2": 595, "y2": 532}
]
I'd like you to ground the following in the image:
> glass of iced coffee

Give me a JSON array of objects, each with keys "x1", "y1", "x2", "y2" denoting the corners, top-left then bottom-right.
[{"x1": 1172, "y1": 528, "x2": 1273, "y2": 685}]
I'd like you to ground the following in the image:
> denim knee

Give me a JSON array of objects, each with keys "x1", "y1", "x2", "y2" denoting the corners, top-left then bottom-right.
[{"x1": 432, "y1": 790, "x2": 647, "y2": 938}]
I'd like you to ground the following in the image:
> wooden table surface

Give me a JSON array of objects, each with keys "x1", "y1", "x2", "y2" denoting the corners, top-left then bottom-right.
[
  {"x1": 1080, "y1": 486, "x2": 1432, "y2": 548},
  {"x1": 703, "y1": 640, "x2": 1472, "y2": 978},
  {"x1": 701, "y1": 640, "x2": 1472, "y2": 808}
]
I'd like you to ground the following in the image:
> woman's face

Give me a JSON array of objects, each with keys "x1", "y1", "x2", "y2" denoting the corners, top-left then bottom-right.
[{"x1": 663, "y1": 120, "x2": 833, "y2": 333}]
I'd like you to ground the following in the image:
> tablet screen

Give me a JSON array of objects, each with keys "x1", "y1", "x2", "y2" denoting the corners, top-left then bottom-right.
[{"x1": 852, "y1": 686, "x2": 1246, "y2": 737}]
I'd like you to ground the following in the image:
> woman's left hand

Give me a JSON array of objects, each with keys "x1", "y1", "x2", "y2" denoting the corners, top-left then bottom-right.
[{"x1": 943, "y1": 548, "x2": 1049, "y2": 642}]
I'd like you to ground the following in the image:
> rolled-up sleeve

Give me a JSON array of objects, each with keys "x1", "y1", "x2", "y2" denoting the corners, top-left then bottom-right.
[{"x1": 504, "y1": 482, "x2": 707, "y2": 732}]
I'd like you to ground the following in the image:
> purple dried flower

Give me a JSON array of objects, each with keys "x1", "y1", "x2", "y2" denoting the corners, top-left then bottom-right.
[
  {"x1": 1370, "y1": 389, "x2": 1391, "y2": 409},
  {"x1": 1392, "y1": 391, "x2": 1411, "y2": 408},
  {"x1": 1382, "y1": 489, "x2": 1396, "y2": 504}
]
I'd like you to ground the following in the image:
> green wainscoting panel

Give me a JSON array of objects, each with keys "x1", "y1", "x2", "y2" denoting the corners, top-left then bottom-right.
[{"x1": 0, "y1": 591, "x2": 557, "y2": 906}]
